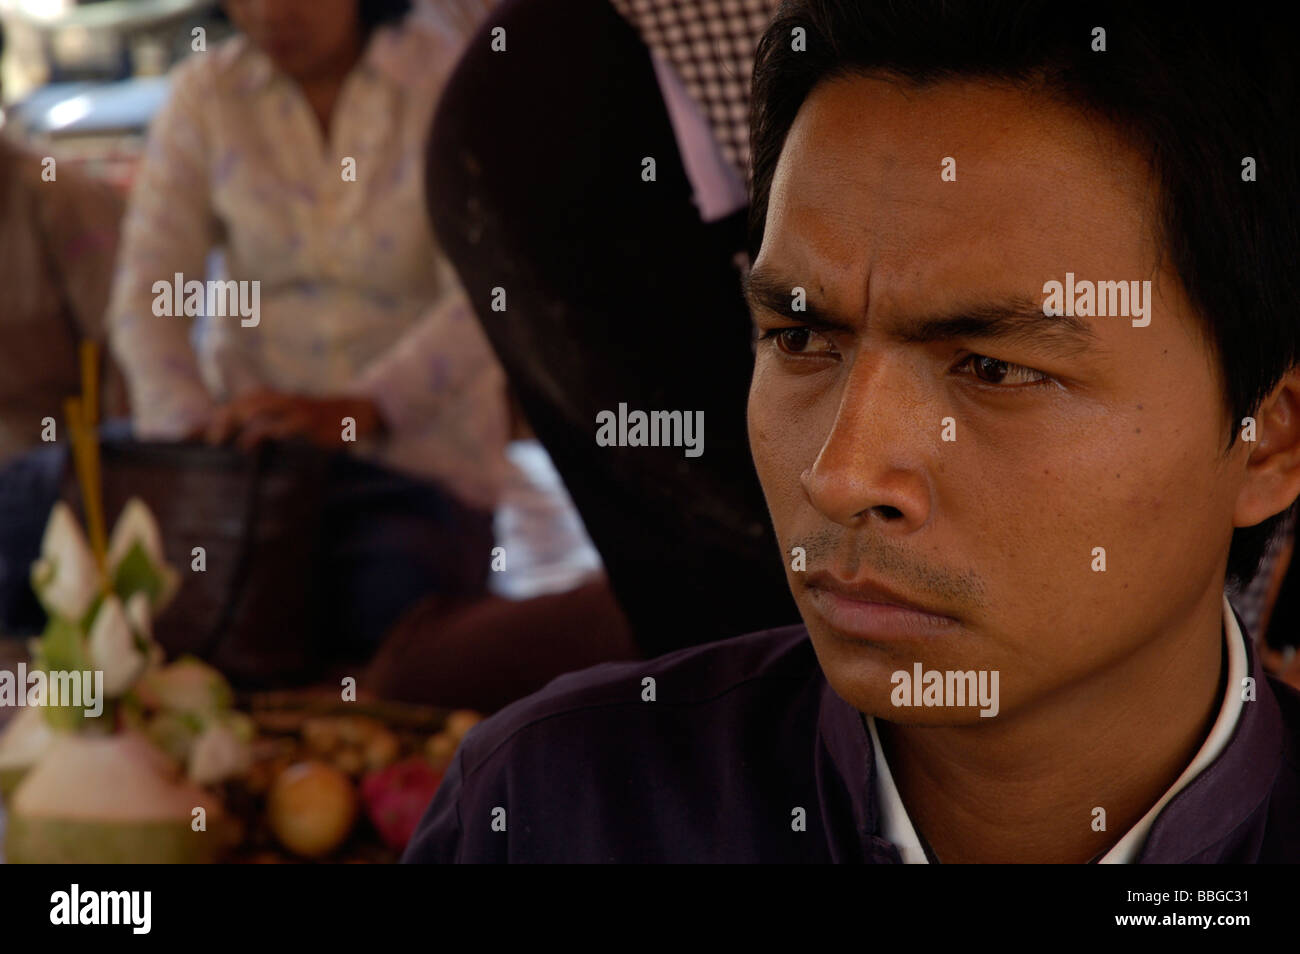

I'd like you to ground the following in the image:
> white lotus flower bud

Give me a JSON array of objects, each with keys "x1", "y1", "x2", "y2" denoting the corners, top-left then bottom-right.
[
  {"x1": 106, "y1": 498, "x2": 180, "y2": 612},
  {"x1": 87, "y1": 596, "x2": 146, "y2": 697},
  {"x1": 107, "y1": 498, "x2": 164, "y2": 568},
  {"x1": 124, "y1": 591, "x2": 164, "y2": 671},
  {"x1": 30, "y1": 502, "x2": 102, "y2": 622},
  {"x1": 188, "y1": 720, "x2": 252, "y2": 786},
  {"x1": 125, "y1": 589, "x2": 150, "y2": 632}
]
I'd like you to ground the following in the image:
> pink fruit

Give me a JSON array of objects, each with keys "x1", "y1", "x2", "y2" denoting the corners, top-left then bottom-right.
[{"x1": 360, "y1": 757, "x2": 444, "y2": 852}]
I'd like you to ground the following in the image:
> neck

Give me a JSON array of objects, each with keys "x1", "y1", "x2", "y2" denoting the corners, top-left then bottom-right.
[
  {"x1": 294, "y1": 34, "x2": 365, "y2": 138},
  {"x1": 877, "y1": 587, "x2": 1227, "y2": 864}
]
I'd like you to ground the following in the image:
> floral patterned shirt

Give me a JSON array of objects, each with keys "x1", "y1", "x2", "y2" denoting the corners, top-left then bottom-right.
[{"x1": 106, "y1": 3, "x2": 507, "y2": 509}]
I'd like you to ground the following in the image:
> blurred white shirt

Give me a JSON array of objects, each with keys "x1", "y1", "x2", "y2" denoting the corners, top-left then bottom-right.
[
  {"x1": 489, "y1": 440, "x2": 605, "y2": 601},
  {"x1": 106, "y1": 3, "x2": 507, "y2": 510}
]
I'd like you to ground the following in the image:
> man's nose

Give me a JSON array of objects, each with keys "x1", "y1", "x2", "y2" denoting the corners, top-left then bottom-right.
[{"x1": 799, "y1": 353, "x2": 933, "y2": 531}]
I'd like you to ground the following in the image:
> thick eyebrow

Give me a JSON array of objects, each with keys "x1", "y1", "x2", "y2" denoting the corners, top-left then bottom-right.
[
  {"x1": 743, "y1": 267, "x2": 1096, "y2": 354},
  {"x1": 741, "y1": 267, "x2": 857, "y2": 333},
  {"x1": 897, "y1": 299, "x2": 1097, "y2": 355}
]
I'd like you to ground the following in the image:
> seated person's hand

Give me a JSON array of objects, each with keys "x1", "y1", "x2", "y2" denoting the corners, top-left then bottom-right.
[{"x1": 205, "y1": 389, "x2": 384, "y2": 451}]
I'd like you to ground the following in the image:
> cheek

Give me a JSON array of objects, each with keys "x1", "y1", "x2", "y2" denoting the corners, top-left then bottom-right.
[
  {"x1": 747, "y1": 368, "x2": 792, "y2": 514},
  {"x1": 955, "y1": 406, "x2": 1231, "y2": 635},
  {"x1": 1080, "y1": 413, "x2": 1228, "y2": 551},
  {"x1": 1096, "y1": 431, "x2": 1232, "y2": 580},
  {"x1": 748, "y1": 362, "x2": 832, "y2": 511}
]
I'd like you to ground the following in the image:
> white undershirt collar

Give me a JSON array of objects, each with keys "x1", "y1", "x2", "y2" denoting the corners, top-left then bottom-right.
[{"x1": 867, "y1": 594, "x2": 1248, "y2": 864}]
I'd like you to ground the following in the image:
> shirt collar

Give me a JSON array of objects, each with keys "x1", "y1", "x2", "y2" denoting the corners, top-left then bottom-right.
[
  {"x1": 814, "y1": 673, "x2": 902, "y2": 863},
  {"x1": 866, "y1": 713, "x2": 930, "y2": 863},
  {"x1": 819, "y1": 592, "x2": 1278, "y2": 863},
  {"x1": 1098, "y1": 594, "x2": 1247, "y2": 862}
]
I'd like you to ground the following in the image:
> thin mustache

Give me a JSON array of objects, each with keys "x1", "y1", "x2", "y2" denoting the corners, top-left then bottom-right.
[{"x1": 794, "y1": 529, "x2": 989, "y2": 609}]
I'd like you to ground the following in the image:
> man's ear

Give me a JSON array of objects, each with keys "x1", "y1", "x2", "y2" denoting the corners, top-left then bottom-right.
[{"x1": 1234, "y1": 368, "x2": 1300, "y2": 529}]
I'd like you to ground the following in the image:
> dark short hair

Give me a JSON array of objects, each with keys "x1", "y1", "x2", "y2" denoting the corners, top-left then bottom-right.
[{"x1": 748, "y1": 1, "x2": 1300, "y2": 585}]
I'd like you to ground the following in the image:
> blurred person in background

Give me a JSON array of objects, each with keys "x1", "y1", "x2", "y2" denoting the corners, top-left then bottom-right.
[
  {"x1": 363, "y1": 395, "x2": 642, "y2": 713},
  {"x1": 1242, "y1": 510, "x2": 1300, "y2": 690},
  {"x1": 422, "y1": 0, "x2": 799, "y2": 664},
  {"x1": 364, "y1": 0, "x2": 792, "y2": 710},
  {"x1": 105, "y1": 0, "x2": 508, "y2": 655},
  {"x1": 0, "y1": 22, "x2": 128, "y2": 634}
]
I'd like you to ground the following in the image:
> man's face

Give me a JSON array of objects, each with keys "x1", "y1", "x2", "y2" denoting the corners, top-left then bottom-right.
[{"x1": 747, "y1": 75, "x2": 1245, "y2": 724}]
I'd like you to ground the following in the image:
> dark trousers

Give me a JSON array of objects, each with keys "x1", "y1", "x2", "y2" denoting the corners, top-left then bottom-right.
[
  {"x1": 0, "y1": 442, "x2": 63, "y2": 635},
  {"x1": 426, "y1": 0, "x2": 799, "y2": 657},
  {"x1": 319, "y1": 452, "x2": 493, "y2": 659}
]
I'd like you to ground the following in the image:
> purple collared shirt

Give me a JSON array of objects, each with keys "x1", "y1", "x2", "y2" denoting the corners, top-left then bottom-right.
[{"x1": 403, "y1": 617, "x2": 1300, "y2": 863}]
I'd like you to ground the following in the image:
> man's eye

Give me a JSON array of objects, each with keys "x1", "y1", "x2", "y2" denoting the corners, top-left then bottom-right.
[
  {"x1": 762, "y1": 327, "x2": 837, "y2": 356},
  {"x1": 955, "y1": 354, "x2": 1050, "y2": 387}
]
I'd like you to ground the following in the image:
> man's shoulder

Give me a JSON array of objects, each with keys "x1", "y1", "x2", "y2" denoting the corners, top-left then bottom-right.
[
  {"x1": 457, "y1": 623, "x2": 816, "y2": 775},
  {"x1": 403, "y1": 623, "x2": 826, "y2": 862}
]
